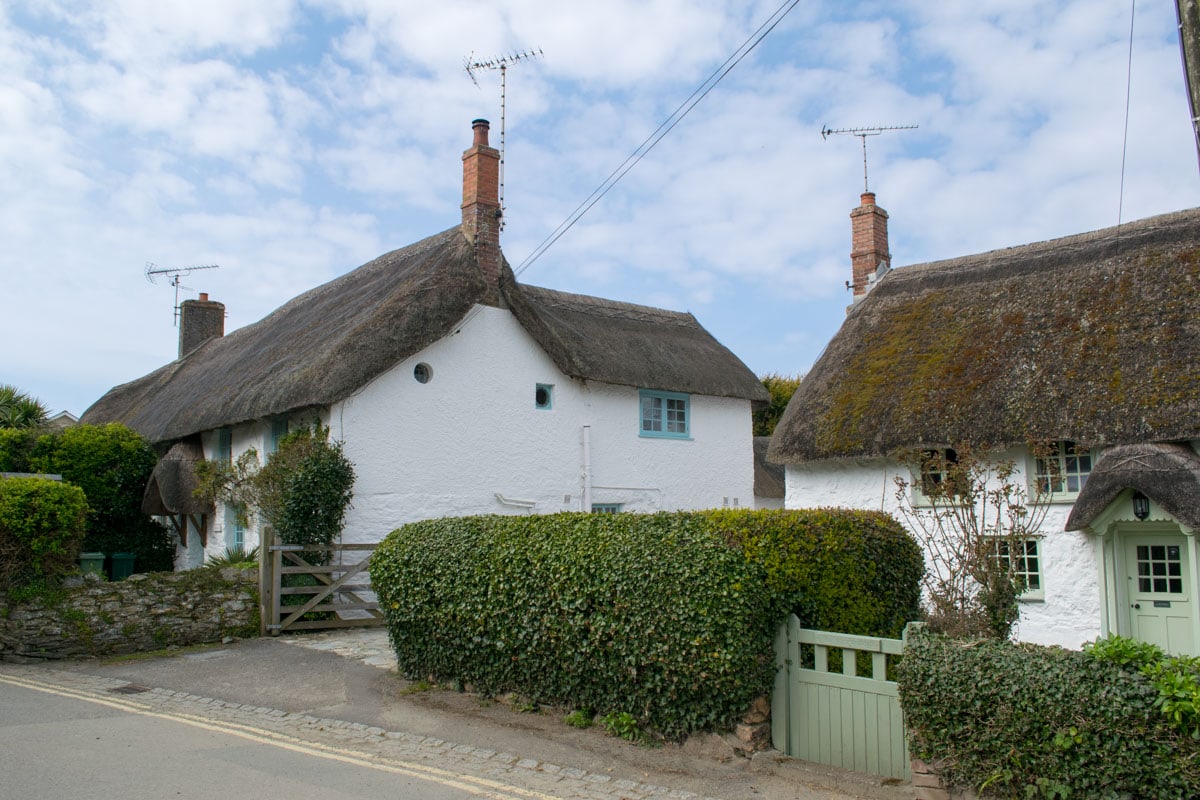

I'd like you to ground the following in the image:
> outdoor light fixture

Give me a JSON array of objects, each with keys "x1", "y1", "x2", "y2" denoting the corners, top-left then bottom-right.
[{"x1": 1132, "y1": 490, "x2": 1151, "y2": 521}]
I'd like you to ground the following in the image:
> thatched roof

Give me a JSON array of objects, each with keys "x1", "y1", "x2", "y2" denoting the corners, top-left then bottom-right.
[
  {"x1": 1066, "y1": 443, "x2": 1200, "y2": 531},
  {"x1": 142, "y1": 439, "x2": 212, "y2": 517},
  {"x1": 506, "y1": 282, "x2": 768, "y2": 402},
  {"x1": 753, "y1": 436, "x2": 785, "y2": 499},
  {"x1": 84, "y1": 226, "x2": 765, "y2": 444},
  {"x1": 769, "y1": 208, "x2": 1200, "y2": 464}
]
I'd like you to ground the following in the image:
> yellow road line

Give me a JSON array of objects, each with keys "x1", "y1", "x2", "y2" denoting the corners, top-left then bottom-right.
[{"x1": 0, "y1": 672, "x2": 564, "y2": 800}]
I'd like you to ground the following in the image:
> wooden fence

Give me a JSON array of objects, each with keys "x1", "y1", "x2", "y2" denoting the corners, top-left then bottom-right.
[{"x1": 259, "y1": 527, "x2": 384, "y2": 635}]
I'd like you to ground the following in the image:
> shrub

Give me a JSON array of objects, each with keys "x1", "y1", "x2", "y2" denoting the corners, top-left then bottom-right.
[
  {"x1": 897, "y1": 627, "x2": 1200, "y2": 798},
  {"x1": 30, "y1": 423, "x2": 175, "y2": 572},
  {"x1": 717, "y1": 508, "x2": 923, "y2": 638},
  {"x1": 0, "y1": 476, "x2": 88, "y2": 590},
  {"x1": 373, "y1": 512, "x2": 785, "y2": 740},
  {"x1": 372, "y1": 509, "x2": 922, "y2": 740}
]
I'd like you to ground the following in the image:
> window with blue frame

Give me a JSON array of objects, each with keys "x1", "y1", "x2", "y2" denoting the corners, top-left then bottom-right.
[
  {"x1": 224, "y1": 504, "x2": 246, "y2": 550},
  {"x1": 639, "y1": 390, "x2": 689, "y2": 438},
  {"x1": 216, "y1": 427, "x2": 232, "y2": 464},
  {"x1": 592, "y1": 503, "x2": 623, "y2": 514},
  {"x1": 269, "y1": 416, "x2": 289, "y2": 454}
]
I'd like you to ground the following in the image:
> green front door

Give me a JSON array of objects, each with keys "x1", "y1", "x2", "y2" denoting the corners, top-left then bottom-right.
[{"x1": 1124, "y1": 534, "x2": 1195, "y2": 655}]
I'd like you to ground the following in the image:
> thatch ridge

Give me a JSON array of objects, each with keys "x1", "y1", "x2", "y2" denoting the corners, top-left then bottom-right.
[
  {"x1": 1065, "y1": 443, "x2": 1200, "y2": 531},
  {"x1": 769, "y1": 208, "x2": 1200, "y2": 464}
]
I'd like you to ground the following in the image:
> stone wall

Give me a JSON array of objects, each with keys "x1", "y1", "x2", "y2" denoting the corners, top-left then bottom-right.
[{"x1": 0, "y1": 567, "x2": 258, "y2": 662}]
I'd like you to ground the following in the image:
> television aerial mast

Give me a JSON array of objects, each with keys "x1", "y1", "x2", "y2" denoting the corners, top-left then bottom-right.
[
  {"x1": 144, "y1": 262, "x2": 220, "y2": 326},
  {"x1": 821, "y1": 124, "x2": 918, "y2": 193},
  {"x1": 464, "y1": 47, "x2": 543, "y2": 229}
]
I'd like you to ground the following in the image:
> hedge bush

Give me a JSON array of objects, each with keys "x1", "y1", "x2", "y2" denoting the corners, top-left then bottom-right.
[
  {"x1": 30, "y1": 423, "x2": 175, "y2": 572},
  {"x1": 372, "y1": 509, "x2": 922, "y2": 739},
  {"x1": 373, "y1": 512, "x2": 785, "y2": 739},
  {"x1": 0, "y1": 476, "x2": 89, "y2": 591},
  {"x1": 897, "y1": 628, "x2": 1200, "y2": 798},
  {"x1": 716, "y1": 508, "x2": 922, "y2": 637}
]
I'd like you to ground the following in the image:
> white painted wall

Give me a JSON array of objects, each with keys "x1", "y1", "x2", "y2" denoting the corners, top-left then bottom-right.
[
  {"x1": 784, "y1": 448, "x2": 1102, "y2": 650},
  {"x1": 177, "y1": 303, "x2": 757, "y2": 563},
  {"x1": 333, "y1": 305, "x2": 757, "y2": 543}
]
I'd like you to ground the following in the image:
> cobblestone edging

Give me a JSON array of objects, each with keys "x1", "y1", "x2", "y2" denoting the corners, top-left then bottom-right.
[
  {"x1": 0, "y1": 568, "x2": 258, "y2": 662},
  {"x1": 0, "y1": 666, "x2": 728, "y2": 800}
]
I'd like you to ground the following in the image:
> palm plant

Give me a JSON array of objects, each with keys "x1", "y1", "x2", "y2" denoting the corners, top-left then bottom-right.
[{"x1": 0, "y1": 385, "x2": 48, "y2": 429}]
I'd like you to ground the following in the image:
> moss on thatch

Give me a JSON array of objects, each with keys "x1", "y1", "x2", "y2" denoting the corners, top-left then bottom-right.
[{"x1": 769, "y1": 208, "x2": 1200, "y2": 463}]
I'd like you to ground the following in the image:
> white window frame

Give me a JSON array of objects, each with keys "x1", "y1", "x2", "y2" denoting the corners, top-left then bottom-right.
[
  {"x1": 1032, "y1": 441, "x2": 1093, "y2": 501},
  {"x1": 989, "y1": 536, "x2": 1045, "y2": 601}
]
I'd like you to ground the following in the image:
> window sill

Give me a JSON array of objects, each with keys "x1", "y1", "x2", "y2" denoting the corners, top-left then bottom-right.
[{"x1": 639, "y1": 433, "x2": 693, "y2": 441}]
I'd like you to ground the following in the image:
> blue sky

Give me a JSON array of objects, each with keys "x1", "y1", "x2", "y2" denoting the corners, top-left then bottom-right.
[{"x1": 4, "y1": 1, "x2": 1198, "y2": 417}]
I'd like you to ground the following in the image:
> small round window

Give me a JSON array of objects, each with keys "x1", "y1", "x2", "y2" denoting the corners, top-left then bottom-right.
[{"x1": 413, "y1": 363, "x2": 432, "y2": 384}]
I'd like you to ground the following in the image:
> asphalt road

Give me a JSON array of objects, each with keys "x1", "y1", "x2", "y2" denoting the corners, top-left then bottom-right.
[
  {"x1": 0, "y1": 678, "x2": 494, "y2": 800},
  {"x1": 0, "y1": 635, "x2": 911, "y2": 800}
]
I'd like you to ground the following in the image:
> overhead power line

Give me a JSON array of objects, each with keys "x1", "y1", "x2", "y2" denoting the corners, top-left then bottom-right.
[{"x1": 513, "y1": 0, "x2": 804, "y2": 277}]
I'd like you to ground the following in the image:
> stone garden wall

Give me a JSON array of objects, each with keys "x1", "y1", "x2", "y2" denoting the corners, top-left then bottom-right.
[{"x1": 0, "y1": 567, "x2": 259, "y2": 662}]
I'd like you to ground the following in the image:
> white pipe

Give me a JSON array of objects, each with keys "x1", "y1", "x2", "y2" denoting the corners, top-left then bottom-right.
[{"x1": 582, "y1": 425, "x2": 592, "y2": 512}]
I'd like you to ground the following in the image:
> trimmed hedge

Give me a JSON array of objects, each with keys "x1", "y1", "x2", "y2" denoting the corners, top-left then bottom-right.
[
  {"x1": 897, "y1": 628, "x2": 1200, "y2": 798},
  {"x1": 0, "y1": 476, "x2": 88, "y2": 591},
  {"x1": 717, "y1": 508, "x2": 922, "y2": 637},
  {"x1": 372, "y1": 509, "x2": 922, "y2": 739}
]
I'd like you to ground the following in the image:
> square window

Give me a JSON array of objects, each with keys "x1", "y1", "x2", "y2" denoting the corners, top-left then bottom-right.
[
  {"x1": 990, "y1": 538, "x2": 1044, "y2": 599},
  {"x1": 639, "y1": 390, "x2": 690, "y2": 439},
  {"x1": 1035, "y1": 441, "x2": 1093, "y2": 497}
]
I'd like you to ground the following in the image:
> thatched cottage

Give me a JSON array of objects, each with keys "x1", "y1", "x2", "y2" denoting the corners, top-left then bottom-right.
[
  {"x1": 84, "y1": 120, "x2": 768, "y2": 568},
  {"x1": 769, "y1": 194, "x2": 1200, "y2": 654}
]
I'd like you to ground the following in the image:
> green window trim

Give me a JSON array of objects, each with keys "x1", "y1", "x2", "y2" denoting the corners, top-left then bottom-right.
[
  {"x1": 991, "y1": 537, "x2": 1045, "y2": 602},
  {"x1": 1033, "y1": 441, "x2": 1093, "y2": 501},
  {"x1": 639, "y1": 389, "x2": 690, "y2": 439}
]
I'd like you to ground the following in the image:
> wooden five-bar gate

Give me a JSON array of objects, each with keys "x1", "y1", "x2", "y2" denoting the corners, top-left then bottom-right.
[
  {"x1": 772, "y1": 615, "x2": 911, "y2": 780},
  {"x1": 259, "y1": 528, "x2": 385, "y2": 635}
]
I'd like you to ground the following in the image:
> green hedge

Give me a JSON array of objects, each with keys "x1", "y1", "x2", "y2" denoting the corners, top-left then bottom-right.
[
  {"x1": 372, "y1": 509, "x2": 922, "y2": 739},
  {"x1": 717, "y1": 508, "x2": 922, "y2": 637},
  {"x1": 897, "y1": 628, "x2": 1200, "y2": 798},
  {"x1": 0, "y1": 476, "x2": 88, "y2": 591}
]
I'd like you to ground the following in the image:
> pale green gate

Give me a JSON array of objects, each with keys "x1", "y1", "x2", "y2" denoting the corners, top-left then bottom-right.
[{"x1": 772, "y1": 616, "x2": 910, "y2": 780}]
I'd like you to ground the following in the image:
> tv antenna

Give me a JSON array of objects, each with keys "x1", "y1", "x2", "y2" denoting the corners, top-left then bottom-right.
[
  {"x1": 464, "y1": 47, "x2": 543, "y2": 228},
  {"x1": 821, "y1": 124, "x2": 918, "y2": 193},
  {"x1": 144, "y1": 262, "x2": 219, "y2": 326}
]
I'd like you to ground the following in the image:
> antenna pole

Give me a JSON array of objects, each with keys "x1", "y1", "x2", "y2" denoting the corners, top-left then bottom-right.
[
  {"x1": 821, "y1": 124, "x2": 918, "y2": 193},
  {"x1": 145, "y1": 263, "x2": 220, "y2": 326},
  {"x1": 464, "y1": 47, "x2": 543, "y2": 229}
]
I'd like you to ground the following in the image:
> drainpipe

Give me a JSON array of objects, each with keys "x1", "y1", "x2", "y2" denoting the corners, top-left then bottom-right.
[{"x1": 582, "y1": 425, "x2": 592, "y2": 512}]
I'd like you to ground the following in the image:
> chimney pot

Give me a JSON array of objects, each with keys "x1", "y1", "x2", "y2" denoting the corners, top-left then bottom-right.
[
  {"x1": 199, "y1": 292, "x2": 209, "y2": 301},
  {"x1": 472, "y1": 119, "x2": 490, "y2": 147},
  {"x1": 860, "y1": 192, "x2": 876, "y2": 206}
]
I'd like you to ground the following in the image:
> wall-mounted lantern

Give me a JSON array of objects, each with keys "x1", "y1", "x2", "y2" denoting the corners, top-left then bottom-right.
[{"x1": 1132, "y1": 490, "x2": 1151, "y2": 521}]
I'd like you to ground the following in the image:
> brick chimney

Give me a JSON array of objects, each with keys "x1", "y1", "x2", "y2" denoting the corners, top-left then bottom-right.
[
  {"x1": 849, "y1": 192, "x2": 891, "y2": 301},
  {"x1": 178, "y1": 292, "x2": 225, "y2": 358},
  {"x1": 461, "y1": 119, "x2": 502, "y2": 306}
]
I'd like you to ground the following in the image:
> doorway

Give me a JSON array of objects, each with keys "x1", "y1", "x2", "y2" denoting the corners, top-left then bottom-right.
[{"x1": 1122, "y1": 533, "x2": 1194, "y2": 655}]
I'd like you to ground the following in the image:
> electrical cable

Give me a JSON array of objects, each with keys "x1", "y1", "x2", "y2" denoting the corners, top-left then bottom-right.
[{"x1": 513, "y1": 0, "x2": 804, "y2": 277}]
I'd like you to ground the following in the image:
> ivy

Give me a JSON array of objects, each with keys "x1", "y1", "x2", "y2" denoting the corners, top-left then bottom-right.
[
  {"x1": 898, "y1": 628, "x2": 1200, "y2": 798},
  {"x1": 372, "y1": 509, "x2": 922, "y2": 740}
]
